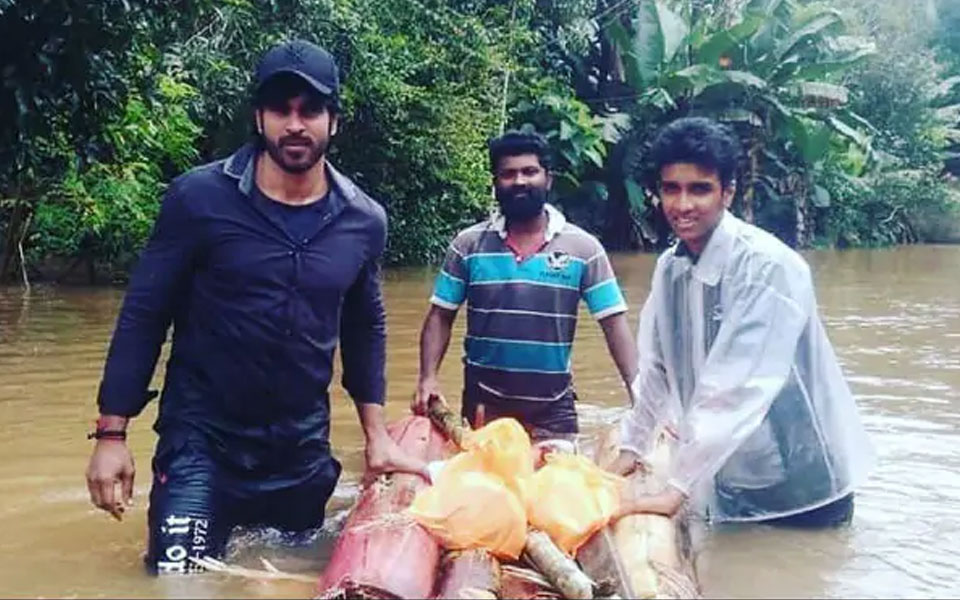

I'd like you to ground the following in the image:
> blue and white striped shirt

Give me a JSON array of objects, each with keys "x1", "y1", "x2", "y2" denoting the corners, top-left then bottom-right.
[{"x1": 431, "y1": 204, "x2": 627, "y2": 402}]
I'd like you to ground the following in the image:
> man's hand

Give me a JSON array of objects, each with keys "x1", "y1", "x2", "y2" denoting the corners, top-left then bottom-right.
[
  {"x1": 412, "y1": 377, "x2": 444, "y2": 416},
  {"x1": 357, "y1": 402, "x2": 429, "y2": 480},
  {"x1": 606, "y1": 449, "x2": 646, "y2": 477},
  {"x1": 365, "y1": 433, "x2": 429, "y2": 480},
  {"x1": 85, "y1": 440, "x2": 135, "y2": 521},
  {"x1": 614, "y1": 486, "x2": 686, "y2": 520}
]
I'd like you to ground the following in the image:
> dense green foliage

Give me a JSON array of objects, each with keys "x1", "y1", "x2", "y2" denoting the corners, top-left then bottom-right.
[
  {"x1": 1, "y1": 0, "x2": 958, "y2": 282},
  {"x1": 1, "y1": 0, "x2": 513, "y2": 275},
  {"x1": 512, "y1": 0, "x2": 958, "y2": 250}
]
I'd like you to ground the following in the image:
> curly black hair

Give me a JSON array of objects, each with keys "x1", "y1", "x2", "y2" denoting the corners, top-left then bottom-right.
[{"x1": 648, "y1": 117, "x2": 741, "y2": 189}]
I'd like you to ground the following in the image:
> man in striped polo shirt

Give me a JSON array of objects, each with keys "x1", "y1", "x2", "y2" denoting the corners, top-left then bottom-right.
[{"x1": 412, "y1": 130, "x2": 638, "y2": 441}]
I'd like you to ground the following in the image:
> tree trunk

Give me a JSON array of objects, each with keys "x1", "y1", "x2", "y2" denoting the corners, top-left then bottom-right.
[
  {"x1": 317, "y1": 416, "x2": 449, "y2": 600},
  {"x1": 603, "y1": 189, "x2": 636, "y2": 251},
  {"x1": 603, "y1": 141, "x2": 636, "y2": 251},
  {"x1": 741, "y1": 134, "x2": 760, "y2": 225},
  {"x1": 433, "y1": 549, "x2": 501, "y2": 599},
  {"x1": 581, "y1": 426, "x2": 702, "y2": 599},
  {"x1": 794, "y1": 175, "x2": 810, "y2": 248},
  {"x1": 0, "y1": 202, "x2": 31, "y2": 285},
  {"x1": 598, "y1": 0, "x2": 626, "y2": 99}
]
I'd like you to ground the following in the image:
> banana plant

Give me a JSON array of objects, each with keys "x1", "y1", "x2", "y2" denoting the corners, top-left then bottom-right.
[
  {"x1": 514, "y1": 92, "x2": 632, "y2": 239},
  {"x1": 599, "y1": 0, "x2": 877, "y2": 248}
]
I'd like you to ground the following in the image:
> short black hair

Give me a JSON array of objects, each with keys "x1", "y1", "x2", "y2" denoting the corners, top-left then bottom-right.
[
  {"x1": 253, "y1": 72, "x2": 339, "y2": 115},
  {"x1": 648, "y1": 117, "x2": 741, "y2": 189},
  {"x1": 488, "y1": 130, "x2": 551, "y2": 174}
]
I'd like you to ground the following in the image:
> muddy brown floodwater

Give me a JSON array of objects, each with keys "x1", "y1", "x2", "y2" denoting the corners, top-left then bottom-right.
[{"x1": 1, "y1": 245, "x2": 958, "y2": 598}]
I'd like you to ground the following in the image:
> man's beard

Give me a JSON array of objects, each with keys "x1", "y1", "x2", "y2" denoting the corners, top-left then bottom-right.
[
  {"x1": 263, "y1": 134, "x2": 329, "y2": 174},
  {"x1": 496, "y1": 185, "x2": 548, "y2": 222}
]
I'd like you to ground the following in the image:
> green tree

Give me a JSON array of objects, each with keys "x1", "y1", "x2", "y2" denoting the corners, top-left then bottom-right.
[
  {"x1": 553, "y1": 0, "x2": 876, "y2": 249},
  {"x1": 2, "y1": 0, "x2": 955, "y2": 280},
  {"x1": 818, "y1": 0, "x2": 960, "y2": 246},
  {"x1": 0, "y1": 0, "x2": 215, "y2": 281},
  {"x1": 2, "y1": 0, "x2": 525, "y2": 274}
]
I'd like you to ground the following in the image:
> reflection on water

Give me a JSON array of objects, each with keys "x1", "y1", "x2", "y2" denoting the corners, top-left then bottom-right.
[{"x1": 0, "y1": 245, "x2": 958, "y2": 598}]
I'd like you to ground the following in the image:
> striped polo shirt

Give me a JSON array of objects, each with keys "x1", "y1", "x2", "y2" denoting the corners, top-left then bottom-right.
[{"x1": 430, "y1": 204, "x2": 627, "y2": 402}]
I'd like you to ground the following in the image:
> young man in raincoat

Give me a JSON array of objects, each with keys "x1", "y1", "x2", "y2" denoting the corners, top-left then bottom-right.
[{"x1": 611, "y1": 117, "x2": 874, "y2": 527}]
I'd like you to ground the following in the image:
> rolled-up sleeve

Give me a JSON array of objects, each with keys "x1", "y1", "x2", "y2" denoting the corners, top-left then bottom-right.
[
  {"x1": 581, "y1": 244, "x2": 627, "y2": 320},
  {"x1": 97, "y1": 179, "x2": 197, "y2": 416}
]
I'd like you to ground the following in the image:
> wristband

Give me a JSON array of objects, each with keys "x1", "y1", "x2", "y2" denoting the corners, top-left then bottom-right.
[{"x1": 87, "y1": 429, "x2": 127, "y2": 441}]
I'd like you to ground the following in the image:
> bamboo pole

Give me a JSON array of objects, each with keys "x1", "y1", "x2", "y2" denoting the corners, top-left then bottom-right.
[
  {"x1": 523, "y1": 530, "x2": 593, "y2": 600},
  {"x1": 427, "y1": 395, "x2": 467, "y2": 447}
]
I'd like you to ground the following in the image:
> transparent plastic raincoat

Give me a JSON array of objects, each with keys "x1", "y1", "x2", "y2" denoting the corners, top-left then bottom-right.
[{"x1": 619, "y1": 212, "x2": 874, "y2": 522}]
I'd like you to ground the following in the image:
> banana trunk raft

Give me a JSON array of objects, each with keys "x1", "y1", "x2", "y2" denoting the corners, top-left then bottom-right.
[
  {"x1": 315, "y1": 404, "x2": 701, "y2": 599},
  {"x1": 581, "y1": 425, "x2": 701, "y2": 599}
]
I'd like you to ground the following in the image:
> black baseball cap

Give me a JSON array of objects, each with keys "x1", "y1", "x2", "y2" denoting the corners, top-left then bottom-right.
[{"x1": 254, "y1": 39, "x2": 340, "y2": 98}]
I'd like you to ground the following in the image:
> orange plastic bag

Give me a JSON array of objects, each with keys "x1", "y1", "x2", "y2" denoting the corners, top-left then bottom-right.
[
  {"x1": 526, "y1": 452, "x2": 624, "y2": 555},
  {"x1": 408, "y1": 418, "x2": 532, "y2": 559},
  {"x1": 408, "y1": 453, "x2": 527, "y2": 559},
  {"x1": 460, "y1": 418, "x2": 533, "y2": 502}
]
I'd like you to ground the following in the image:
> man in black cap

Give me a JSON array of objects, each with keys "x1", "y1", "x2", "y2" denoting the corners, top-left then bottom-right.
[{"x1": 84, "y1": 39, "x2": 426, "y2": 574}]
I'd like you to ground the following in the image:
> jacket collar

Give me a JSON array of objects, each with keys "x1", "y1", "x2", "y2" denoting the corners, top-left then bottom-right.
[
  {"x1": 672, "y1": 210, "x2": 736, "y2": 286},
  {"x1": 222, "y1": 142, "x2": 360, "y2": 203},
  {"x1": 490, "y1": 203, "x2": 567, "y2": 241}
]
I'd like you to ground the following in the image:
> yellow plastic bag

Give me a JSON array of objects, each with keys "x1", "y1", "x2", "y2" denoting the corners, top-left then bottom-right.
[
  {"x1": 460, "y1": 418, "x2": 533, "y2": 502},
  {"x1": 408, "y1": 453, "x2": 527, "y2": 559},
  {"x1": 526, "y1": 452, "x2": 624, "y2": 555},
  {"x1": 408, "y1": 418, "x2": 533, "y2": 559}
]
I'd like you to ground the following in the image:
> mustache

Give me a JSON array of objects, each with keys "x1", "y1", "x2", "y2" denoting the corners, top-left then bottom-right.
[
  {"x1": 279, "y1": 135, "x2": 314, "y2": 147},
  {"x1": 502, "y1": 185, "x2": 538, "y2": 195}
]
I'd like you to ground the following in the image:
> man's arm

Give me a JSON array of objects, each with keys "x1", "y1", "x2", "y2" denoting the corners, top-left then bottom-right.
[
  {"x1": 340, "y1": 258, "x2": 427, "y2": 478},
  {"x1": 97, "y1": 179, "x2": 196, "y2": 416},
  {"x1": 581, "y1": 242, "x2": 633, "y2": 399},
  {"x1": 340, "y1": 258, "x2": 387, "y2": 406},
  {"x1": 87, "y1": 180, "x2": 197, "y2": 519},
  {"x1": 623, "y1": 262, "x2": 811, "y2": 517},
  {"x1": 413, "y1": 304, "x2": 457, "y2": 414},
  {"x1": 597, "y1": 310, "x2": 641, "y2": 476},
  {"x1": 412, "y1": 238, "x2": 467, "y2": 414},
  {"x1": 599, "y1": 312, "x2": 638, "y2": 387},
  {"x1": 610, "y1": 282, "x2": 670, "y2": 474}
]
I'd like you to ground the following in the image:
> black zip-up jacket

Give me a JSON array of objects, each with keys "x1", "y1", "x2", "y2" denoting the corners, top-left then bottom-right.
[{"x1": 97, "y1": 143, "x2": 387, "y2": 474}]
